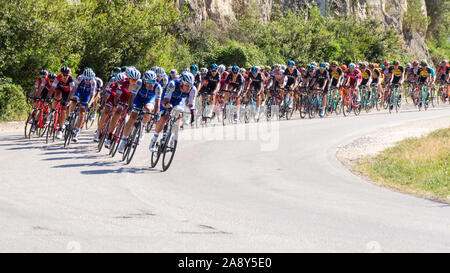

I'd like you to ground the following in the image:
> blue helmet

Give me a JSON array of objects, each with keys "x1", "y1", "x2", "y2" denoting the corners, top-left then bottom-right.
[
  {"x1": 232, "y1": 65, "x2": 239, "y2": 73},
  {"x1": 308, "y1": 65, "x2": 315, "y2": 71},
  {"x1": 210, "y1": 63, "x2": 217, "y2": 71},
  {"x1": 348, "y1": 63, "x2": 356, "y2": 69},
  {"x1": 288, "y1": 60, "x2": 295, "y2": 67},
  {"x1": 190, "y1": 64, "x2": 198, "y2": 74},
  {"x1": 180, "y1": 71, "x2": 195, "y2": 87},
  {"x1": 251, "y1": 66, "x2": 260, "y2": 75}
]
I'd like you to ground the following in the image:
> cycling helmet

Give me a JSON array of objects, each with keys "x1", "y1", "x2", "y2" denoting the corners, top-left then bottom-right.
[
  {"x1": 406, "y1": 63, "x2": 412, "y2": 68},
  {"x1": 281, "y1": 65, "x2": 287, "y2": 70},
  {"x1": 232, "y1": 65, "x2": 239, "y2": 73},
  {"x1": 383, "y1": 61, "x2": 389, "y2": 66},
  {"x1": 143, "y1": 70, "x2": 157, "y2": 82},
  {"x1": 393, "y1": 60, "x2": 400, "y2": 65},
  {"x1": 308, "y1": 65, "x2": 315, "y2": 71},
  {"x1": 331, "y1": 61, "x2": 339, "y2": 67},
  {"x1": 364, "y1": 61, "x2": 369, "y2": 67},
  {"x1": 299, "y1": 66, "x2": 305, "y2": 71},
  {"x1": 121, "y1": 66, "x2": 128, "y2": 72},
  {"x1": 348, "y1": 63, "x2": 356, "y2": 69},
  {"x1": 319, "y1": 62, "x2": 326, "y2": 69},
  {"x1": 381, "y1": 64, "x2": 385, "y2": 69},
  {"x1": 251, "y1": 66, "x2": 260, "y2": 75},
  {"x1": 227, "y1": 66, "x2": 232, "y2": 72},
  {"x1": 95, "y1": 77, "x2": 103, "y2": 88},
  {"x1": 83, "y1": 68, "x2": 95, "y2": 80},
  {"x1": 341, "y1": 64, "x2": 347, "y2": 70},
  {"x1": 218, "y1": 64, "x2": 226, "y2": 73},
  {"x1": 210, "y1": 63, "x2": 217, "y2": 71},
  {"x1": 183, "y1": 68, "x2": 190, "y2": 72},
  {"x1": 60, "y1": 66, "x2": 71, "y2": 75},
  {"x1": 358, "y1": 61, "x2": 362, "y2": 67},
  {"x1": 180, "y1": 71, "x2": 195, "y2": 87},
  {"x1": 310, "y1": 62, "x2": 317, "y2": 67},
  {"x1": 39, "y1": 70, "x2": 48, "y2": 77},
  {"x1": 266, "y1": 66, "x2": 271, "y2": 71},
  {"x1": 111, "y1": 67, "x2": 121, "y2": 76},
  {"x1": 155, "y1": 67, "x2": 165, "y2": 76},
  {"x1": 170, "y1": 69, "x2": 178, "y2": 75},
  {"x1": 239, "y1": 68, "x2": 246, "y2": 75},
  {"x1": 150, "y1": 66, "x2": 158, "y2": 72},
  {"x1": 413, "y1": 60, "x2": 419, "y2": 66},
  {"x1": 442, "y1": 59, "x2": 448, "y2": 65},
  {"x1": 200, "y1": 67, "x2": 208, "y2": 74},
  {"x1": 274, "y1": 64, "x2": 281, "y2": 70},
  {"x1": 127, "y1": 67, "x2": 141, "y2": 80},
  {"x1": 190, "y1": 64, "x2": 198, "y2": 74},
  {"x1": 48, "y1": 73, "x2": 57, "y2": 80},
  {"x1": 288, "y1": 60, "x2": 295, "y2": 67},
  {"x1": 325, "y1": 62, "x2": 330, "y2": 68},
  {"x1": 116, "y1": 72, "x2": 127, "y2": 82},
  {"x1": 368, "y1": 63, "x2": 375, "y2": 69},
  {"x1": 420, "y1": 59, "x2": 428, "y2": 66}
]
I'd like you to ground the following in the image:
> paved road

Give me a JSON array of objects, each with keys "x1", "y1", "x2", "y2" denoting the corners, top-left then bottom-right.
[{"x1": 0, "y1": 105, "x2": 449, "y2": 252}]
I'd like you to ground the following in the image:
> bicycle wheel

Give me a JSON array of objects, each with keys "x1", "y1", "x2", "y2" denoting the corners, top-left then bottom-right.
[
  {"x1": 161, "y1": 128, "x2": 177, "y2": 172},
  {"x1": 299, "y1": 96, "x2": 307, "y2": 119},
  {"x1": 125, "y1": 125, "x2": 140, "y2": 165},
  {"x1": 63, "y1": 117, "x2": 75, "y2": 148},
  {"x1": 111, "y1": 120, "x2": 125, "y2": 158},
  {"x1": 85, "y1": 107, "x2": 96, "y2": 130},
  {"x1": 24, "y1": 112, "x2": 34, "y2": 139},
  {"x1": 308, "y1": 96, "x2": 316, "y2": 119},
  {"x1": 150, "y1": 141, "x2": 162, "y2": 168},
  {"x1": 46, "y1": 112, "x2": 55, "y2": 144}
]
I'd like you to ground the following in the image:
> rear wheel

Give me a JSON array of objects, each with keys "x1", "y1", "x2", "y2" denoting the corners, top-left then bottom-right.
[
  {"x1": 111, "y1": 120, "x2": 125, "y2": 158},
  {"x1": 125, "y1": 125, "x2": 140, "y2": 165},
  {"x1": 161, "y1": 128, "x2": 177, "y2": 172},
  {"x1": 150, "y1": 141, "x2": 162, "y2": 168},
  {"x1": 46, "y1": 112, "x2": 56, "y2": 144},
  {"x1": 24, "y1": 112, "x2": 34, "y2": 139},
  {"x1": 85, "y1": 107, "x2": 96, "y2": 130},
  {"x1": 308, "y1": 96, "x2": 316, "y2": 119}
]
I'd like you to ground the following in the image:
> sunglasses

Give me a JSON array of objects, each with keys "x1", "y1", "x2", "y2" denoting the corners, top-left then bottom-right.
[
  {"x1": 211, "y1": 69, "x2": 217, "y2": 72},
  {"x1": 201, "y1": 73, "x2": 207, "y2": 76},
  {"x1": 40, "y1": 75, "x2": 47, "y2": 78},
  {"x1": 146, "y1": 80, "x2": 155, "y2": 84},
  {"x1": 157, "y1": 74, "x2": 163, "y2": 78}
]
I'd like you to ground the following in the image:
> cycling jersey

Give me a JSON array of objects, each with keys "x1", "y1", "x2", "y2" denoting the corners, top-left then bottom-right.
[
  {"x1": 314, "y1": 69, "x2": 330, "y2": 86},
  {"x1": 220, "y1": 71, "x2": 229, "y2": 88},
  {"x1": 73, "y1": 79, "x2": 95, "y2": 108},
  {"x1": 360, "y1": 69, "x2": 372, "y2": 86},
  {"x1": 417, "y1": 67, "x2": 433, "y2": 83},
  {"x1": 76, "y1": 75, "x2": 97, "y2": 90},
  {"x1": 345, "y1": 69, "x2": 362, "y2": 86},
  {"x1": 163, "y1": 79, "x2": 196, "y2": 111},
  {"x1": 203, "y1": 71, "x2": 221, "y2": 91},
  {"x1": 284, "y1": 68, "x2": 301, "y2": 87},
  {"x1": 389, "y1": 66, "x2": 404, "y2": 83},
  {"x1": 132, "y1": 81, "x2": 162, "y2": 110},
  {"x1": 371, "y1": 68, "x2": 381, "y2": 81},
  {"x1": 116, "y1": 78, "x2": 137, "y2": 108},
  {"x1": 157, "y1": 75, "x2": 169, "y2": 87},
  {"x1": 52, "y1": 74, "x2": 76, "y2": 93},
  {"x1": 329, "y1": 67, "x2": 343, "y2": 87},
  {"x1": 247, "y1": 73, "x2": 265, "y2": 92},
  {"x1": 225, "y1": 73, "x2": 244, "y2": 91}
]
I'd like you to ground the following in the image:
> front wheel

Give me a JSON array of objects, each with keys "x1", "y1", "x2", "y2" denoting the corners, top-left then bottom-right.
[{"x1": 161, "y1": 131, "x2": 177, "y2": 172}]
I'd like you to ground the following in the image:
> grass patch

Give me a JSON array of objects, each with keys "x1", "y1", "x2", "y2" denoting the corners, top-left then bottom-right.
[{"x1": 356, "y1": 128, "x2": 450, "y2": 202}]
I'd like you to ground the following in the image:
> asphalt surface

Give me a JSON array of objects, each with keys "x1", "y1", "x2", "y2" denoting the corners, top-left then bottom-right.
[{"x1": 0, "y1": 104, "x2": 449, "y2": 252}]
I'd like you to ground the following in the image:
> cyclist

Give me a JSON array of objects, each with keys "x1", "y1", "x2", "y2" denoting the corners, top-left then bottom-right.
[
  {"x1": 268, "y1": 64, "x2": 286, "y2": 103},
  {"x1": 244, "y1": 66, "x2": 265, "y2": 121},
  {"x1": 311, "y1": 62, "x2": 330, "y2": 117},
  {"x1": 224, "y1": 65, "x2": 245, "y2": 121},
  {"x1": 416, "y1": 60, "x2": 434, "y2": 106},
  {"x1": 359, "y1": 62, "x2": 372, "y2": 102},
  {"x1": 155, "y1": 67, "x2": 169, "y2": 88},
  {"x1": 94, "y1": 72, "x2": 124, "y2": 142},
  {"x1": 199, "y1": 64, "x2": 221, "y2": 118},
  {"x1": 329, "y1": 61, "x2": 344, "y2": 91},
  {"x1": 88, "y1": 76, "x2": 103, "y2": 121},
  {"x1": 70, "y1": 69, "x2": 97, "y2": 142},
  {"x1": 117, "y1": 70, "x2": 162, "y2": 153},
  {"x1": 437, "y1": 60, "x2": 449, "y2": 101},
  {"x1": 343, "y1": 63, "x2": 362, "y2": 104},
  {"x1": 104, "y1": 67, "x2": 141, "y2": 148},
  {"x1": 29, "y1": 70, "x2": 48, "y2": 99},
  {"x1": 33, "y1": 72, "x2": 56, "y2": 127},
  {"x1": 49, "y1": 67, "x2": 77, "y2": 139},
  {"x1": 169, "y1": 69, "x2": 179, "y2": 81},
  {"x1": 283, "y1": 60, "x2": 301, "y2": 109},
  {"x1": 149, "y1": 72, "x2": 196, "y2": 152},
  {"x1": 218, "y1": 64, "x2": 229, "y2": 91},
  {"x1": 388, "y1": 60, "x2": 404, "y2": 102},
  {"x1": 368, "y1": 63, "x2": 383, "y2": 99}
]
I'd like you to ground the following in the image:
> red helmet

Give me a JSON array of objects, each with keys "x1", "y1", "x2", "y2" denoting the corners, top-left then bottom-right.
[
  {"x1": 299, "y1": 66, "x2": 305, "y2": 71},
  {"x1": 384, "y1": 60, "x2": 389, "y2": 66},
  {"x1": 413, "y1": 60, "x2": 419, "y2": 66}
]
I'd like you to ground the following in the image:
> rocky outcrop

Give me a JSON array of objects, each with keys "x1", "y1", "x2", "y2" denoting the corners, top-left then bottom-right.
[{"x1": 176, "y1": 0, "x2": 433, "y2": 64}]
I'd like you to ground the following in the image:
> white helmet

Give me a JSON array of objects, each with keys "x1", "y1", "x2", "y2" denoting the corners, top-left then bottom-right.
[
  {"x1": 143, "y1": 70, "x2": 157, "y2": 81},
  {"x1": 180, "y1": 71, "x2": 195, "y2": 87}
]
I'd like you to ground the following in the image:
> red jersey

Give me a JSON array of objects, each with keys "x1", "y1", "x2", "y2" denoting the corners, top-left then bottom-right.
[
  {"x1": 345, "y1": 69, "x2": 362, "y2": 85},
  {"x1": 52, "y1": 74, "x2": 75, "y2": 92}
]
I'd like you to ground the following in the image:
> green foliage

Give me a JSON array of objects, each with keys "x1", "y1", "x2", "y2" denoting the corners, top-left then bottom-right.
[
  {"x1": 403, "y1": 0, "x2": 429, "y2": 35},
  {"x1": 0, "y1": 78, "x2": 30, "y2": 121}
]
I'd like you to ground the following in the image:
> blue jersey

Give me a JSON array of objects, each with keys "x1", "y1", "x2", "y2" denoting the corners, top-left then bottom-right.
[
  {"x1": 133, "y1": 80, "x2": 162, "y2": 100},
  {"x1": 75, "y1": 80, "x2": 95, "y2": 94},
  {"x1": 164, "y1": 79, "x2": 196, "y2": 105},
  {"x1": 158, "y1": 74, "x2": 169, "y2": 87}
]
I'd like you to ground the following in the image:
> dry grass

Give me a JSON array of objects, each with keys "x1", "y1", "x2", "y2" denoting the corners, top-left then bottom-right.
[{"x1": 356, "y1": 127, "x2": 450, "y2": 203}]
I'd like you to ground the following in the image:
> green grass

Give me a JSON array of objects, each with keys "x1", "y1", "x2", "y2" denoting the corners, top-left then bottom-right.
[{"x1": 356, "y1": 128, "x2": 450, "y2": 202}]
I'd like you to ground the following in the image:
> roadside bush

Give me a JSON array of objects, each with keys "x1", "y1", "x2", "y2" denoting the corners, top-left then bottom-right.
[{"x1": 0, "y1": 78, "x2": 30, "y2": 121}]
